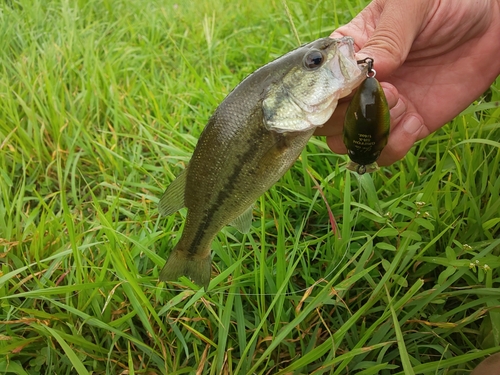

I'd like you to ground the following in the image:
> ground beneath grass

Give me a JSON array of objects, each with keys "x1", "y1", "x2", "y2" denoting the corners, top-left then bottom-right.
[{"x1": 1, "y1": 0, "x2": 499, "y2": 374}]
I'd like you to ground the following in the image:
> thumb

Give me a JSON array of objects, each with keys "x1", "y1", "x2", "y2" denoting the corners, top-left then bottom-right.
[{"x1": 332, "y1": 0, "x2": 432, "y2": 79}]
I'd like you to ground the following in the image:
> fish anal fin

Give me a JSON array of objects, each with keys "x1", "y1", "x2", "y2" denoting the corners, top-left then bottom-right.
[
  {"x1": 159, "y1": 168, "x2": 187, "y2": 216},
  {"x1": 159, "y1": 249, "x2": 211, "y2": 290},
  {"x1": 230, "y1": 204, "x2": 254, "y2": 233}
]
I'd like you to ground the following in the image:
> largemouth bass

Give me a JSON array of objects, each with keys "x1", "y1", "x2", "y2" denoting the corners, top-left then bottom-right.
[
  {"x1": 343, "y1": 75, "x2": 390, "y2": 174},
  {"x1": 159, "y1": 37, "x2": 366, "y2": 289}
]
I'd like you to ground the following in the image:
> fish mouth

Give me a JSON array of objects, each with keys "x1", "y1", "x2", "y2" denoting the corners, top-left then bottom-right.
[
  {"x1": 327, "y1": 37, "x2": 367, "y2": 98},
  {"x1": 335, "y1": 36, "x2": 356, "y2": 52},
  {"x1": 336, "y1": 36, "x2": 356, "y2": 56}
]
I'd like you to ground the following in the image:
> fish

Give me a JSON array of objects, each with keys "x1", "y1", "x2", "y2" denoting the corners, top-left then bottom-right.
[
  {"x1": 158, "y1": 37, "x2": 367, "y2": 289},
  {"x1": 343, "y1": 74, "x2": 390, "y2": 175}
]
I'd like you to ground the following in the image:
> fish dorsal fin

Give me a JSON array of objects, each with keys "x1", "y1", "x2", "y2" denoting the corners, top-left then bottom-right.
[
  {"x1": 230, "y1": 204, "x2": 254, "y2": 233},
  {"x1": 158, "y1": 168, "x2": 187, "y2": 216}
]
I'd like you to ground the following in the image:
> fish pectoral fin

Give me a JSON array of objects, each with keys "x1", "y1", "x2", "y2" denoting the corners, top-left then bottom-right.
[
  {"x1": 158, "y1": 168, "x2": 187, "y2": 216},
  {"x1": 230, "y1": 204, "x2": 254, "y2": 233}
]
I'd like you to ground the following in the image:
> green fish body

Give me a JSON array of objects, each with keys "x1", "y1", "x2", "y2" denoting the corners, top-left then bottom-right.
[
  {"x1": 343, "y1": 76, "x2": 390, "y2": 174},
  {"x1": 159, "y1": 37, "x2": 366, "y2": 288}
]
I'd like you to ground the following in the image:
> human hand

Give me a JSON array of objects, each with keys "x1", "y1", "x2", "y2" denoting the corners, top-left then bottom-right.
[{"x1": 317, "y1": 0, "x2": 500, "y2": 166}]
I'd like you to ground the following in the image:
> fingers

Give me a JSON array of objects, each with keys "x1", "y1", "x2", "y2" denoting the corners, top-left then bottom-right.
[
  {"x1": 377, "y1": 92, "x2": 427, "y2": 165},
  {"x1": 322, "y1": 88, "x2": 428, "y2": 166},
  {"x1": 331, "y1": 0, "x2": 434, "y2": 79},
  {"x1": 324, "y1": 114, "x2": 425, "y2": 167},
  {"x1": 314, "y1": 100, "x2": 350, "y2": 137},
  {"x1": 376, "y1": 114, "x2": 426, "y2": 166},
  {"x1": 324, "y1": 0, "x2": 435, "y2": 166}
]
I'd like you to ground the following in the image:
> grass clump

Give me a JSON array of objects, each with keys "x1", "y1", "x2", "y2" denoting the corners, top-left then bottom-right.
[{"x1": 1, "y1": 0, "x2": 499, "y2": 374}]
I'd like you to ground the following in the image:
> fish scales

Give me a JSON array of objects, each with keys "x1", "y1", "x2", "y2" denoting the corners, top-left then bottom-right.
[{"x1": 159, "y1": 37, "x2": 366, "y2": 288}]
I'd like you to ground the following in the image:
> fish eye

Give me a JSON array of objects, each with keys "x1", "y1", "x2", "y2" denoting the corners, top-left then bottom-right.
[{"x1": 303, "y1": 50, "x2": 325, "y2": 70}]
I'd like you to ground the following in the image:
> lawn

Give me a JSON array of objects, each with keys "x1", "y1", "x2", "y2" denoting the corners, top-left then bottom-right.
[{"x1": 1, "y1": 0, "x2": 499, "y2": 374}]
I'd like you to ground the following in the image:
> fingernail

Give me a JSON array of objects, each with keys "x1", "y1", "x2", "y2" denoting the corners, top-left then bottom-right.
[
  {"x1": 403, "y1": 115, "x2": 423, "y2": 134},
  {"x1": 382, "y1": 87, "x2": 397, "y2": 108},
  {"x1": 329, "y1": 32, "x2": 343, "y2": 39}
]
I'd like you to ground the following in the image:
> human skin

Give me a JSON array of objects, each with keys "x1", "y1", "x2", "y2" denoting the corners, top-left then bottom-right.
[
  {"x1": 317, "y1": 0, "x2": 500, "y2": 166},
  {"x1": 471, "y1": 352, "x2": 500, "y2": 374}
]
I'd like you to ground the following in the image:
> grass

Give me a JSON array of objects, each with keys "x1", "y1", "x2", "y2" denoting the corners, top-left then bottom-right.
[{"x1": 0, "y1": 0, "x2": 499, "y2": 374}]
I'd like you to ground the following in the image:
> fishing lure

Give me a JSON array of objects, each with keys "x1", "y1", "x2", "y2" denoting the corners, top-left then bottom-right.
[{"x1": 343, "y1": 58, "x2": 390, "y2": 175}]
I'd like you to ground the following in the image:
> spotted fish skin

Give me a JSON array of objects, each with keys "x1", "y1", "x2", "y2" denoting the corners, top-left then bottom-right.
[
  {"x1": 343, "y1": 76, "x2": 390, "y2": 174},
  {"x1": 159, "y1": 37, "x2": 366, "y2": 288}
]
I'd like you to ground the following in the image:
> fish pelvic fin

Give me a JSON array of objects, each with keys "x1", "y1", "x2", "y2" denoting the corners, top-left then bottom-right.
[
  {"x1": 159, "y1": 168, "x2": 187, "y2": 216},
  {"x1": 159, "y1": 249, "x2": 211, "y2": 290},
  {"x1": 230, "y1": 204, "x2": 254, "y2": 233}
]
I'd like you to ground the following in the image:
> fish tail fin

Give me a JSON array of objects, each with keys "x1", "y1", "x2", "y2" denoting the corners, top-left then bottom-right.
[{"x1": 159, "y1": 249, "x2": 211, "y2": 290}]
